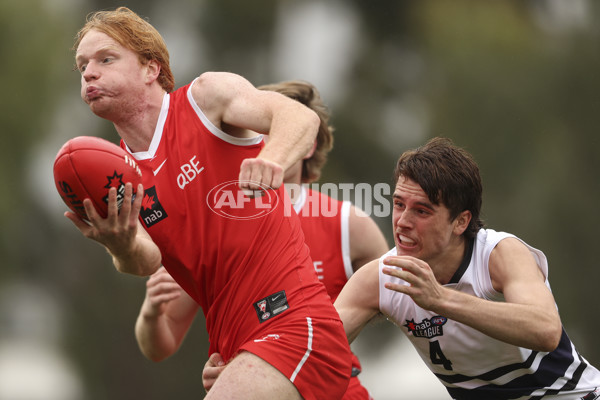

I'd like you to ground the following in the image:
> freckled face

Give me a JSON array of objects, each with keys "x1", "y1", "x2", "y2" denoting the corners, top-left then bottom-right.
[
  {"x1": 75, "y1": 29, "x2": 147, "y2": 120},
  {"x1": 392, "y1": 176, "x2": 456, "y2": 265}
]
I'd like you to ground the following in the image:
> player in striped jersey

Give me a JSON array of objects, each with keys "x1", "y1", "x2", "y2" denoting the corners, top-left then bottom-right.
[{"x1": 335, "y1": 137, "x2": 600, "y2": 399}]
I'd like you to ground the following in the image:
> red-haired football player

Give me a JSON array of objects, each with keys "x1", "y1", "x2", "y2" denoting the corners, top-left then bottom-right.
[{"x1": 69, "y1": 7, "x2": 354, "y2": 400}]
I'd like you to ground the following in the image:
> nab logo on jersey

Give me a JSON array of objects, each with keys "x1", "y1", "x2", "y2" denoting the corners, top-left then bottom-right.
[
  {"x1": 404, "y1": 316, "x2": 447, "y2": 339},
  {"x1": 140, "y1": 186, "x2": 168, "y2": 228}
]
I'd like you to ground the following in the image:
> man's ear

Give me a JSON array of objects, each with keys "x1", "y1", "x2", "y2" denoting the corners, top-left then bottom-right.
[
  {"x1": 454, "y1": 210, "x2": 472, "y2": 236},
  {"x1": 303, "y1": 140, "x2": 317, "y2": 160},
  {"x1": 145, "y1": 59, "x2": 161, "y2": 84}
]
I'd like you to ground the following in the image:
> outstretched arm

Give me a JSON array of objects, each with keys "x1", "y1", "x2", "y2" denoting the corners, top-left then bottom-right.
[
  {"x1": 382, "y1": 238, "x2": 562, "y2": 352},
  {"x1": 334, "y1": 259, "x2": 382, "y2": 343},
  {"x1": 135, "y1": 267, "x2": 200, "y2": 361}
]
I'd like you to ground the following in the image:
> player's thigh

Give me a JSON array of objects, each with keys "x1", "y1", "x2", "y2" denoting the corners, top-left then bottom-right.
[{"x1": 205, "y1": 351, "x2": 302, "y2": 400}]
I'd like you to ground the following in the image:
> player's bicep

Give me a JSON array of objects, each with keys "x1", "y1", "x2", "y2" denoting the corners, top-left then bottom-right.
[
  {"x1": 490, "y1": 238, "x2": 554, "y2": 307},
  {"x1": 191, "y1": 72, "x2": 274, "y2": 135}
]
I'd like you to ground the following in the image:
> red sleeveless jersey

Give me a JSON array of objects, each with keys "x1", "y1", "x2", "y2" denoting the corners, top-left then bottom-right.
[
  {"x1": 122, "y1": 83, "x2": 343, "y2": 363},
  {"x1": 295, "y1": 187, "x2": 372, "y2": 399},
  {"x1": 294, "y1": 187, "x2": 353, "y2": 303}
]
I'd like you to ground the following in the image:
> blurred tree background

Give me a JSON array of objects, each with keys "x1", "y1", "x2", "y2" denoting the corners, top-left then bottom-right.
[{"x1": 1, "y1": 0, "x2": 599, "y2": 399}]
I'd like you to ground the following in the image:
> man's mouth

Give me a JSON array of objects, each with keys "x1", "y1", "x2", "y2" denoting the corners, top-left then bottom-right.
[
  {"x1": 86, "y1": 87, "x2": 101, "y2": 100},
  {"x1": 397, "y1": 234, "x2": 417, "y2": 250}
]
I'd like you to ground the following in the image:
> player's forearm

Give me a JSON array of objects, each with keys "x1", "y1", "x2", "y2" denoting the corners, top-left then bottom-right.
[
  {"x1": 337, "y1": 307, "x2": 373, "y2": 344},
  {"x1": 260, "y1": 106, "x2": 319, "y2": 171},
  {"x1": 334, "y1": 293, "x2": 380, "y2": 344},
  {"x1": 135, "y1": 313, "x2": 178, "y2": 362},
  {"x1": 435, "y1": 288, "x2": 561, "y2": 352},
  {"x1": 335, "y1": 260, "x2": 382, "y2": 343},
  {"x1": 109, "y1": 237, "x2": 161, "y2": 276}
]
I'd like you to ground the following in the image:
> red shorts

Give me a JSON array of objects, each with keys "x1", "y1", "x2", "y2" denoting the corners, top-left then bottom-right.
[
  {"x1": 241, "y1": 316, "x2": 352, "y2": 400},
  {"x1": 343, "y1": 376, "x2": 373, "y2": 400},
  {"x1": 342, "y1": 353, "x2": 372, "y2": 400}
]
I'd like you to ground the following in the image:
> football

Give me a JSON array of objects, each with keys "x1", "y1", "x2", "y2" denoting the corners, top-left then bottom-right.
[{"x1": 53, "y1": 136, "x2": 143, "y2": 219}]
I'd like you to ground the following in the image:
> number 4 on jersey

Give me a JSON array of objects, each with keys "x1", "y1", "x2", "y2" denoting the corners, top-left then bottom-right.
[{"x1": 430, "y1": 340, "x2": 452, "y2": 370}]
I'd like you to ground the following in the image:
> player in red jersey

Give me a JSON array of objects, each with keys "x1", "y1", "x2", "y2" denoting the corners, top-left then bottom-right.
[
  {"x1": 135, "y1": 81, "x2": 389, "y2": 399},
  {"x1": 68, "y1": 7, "x2": 352, "y2": 400}
]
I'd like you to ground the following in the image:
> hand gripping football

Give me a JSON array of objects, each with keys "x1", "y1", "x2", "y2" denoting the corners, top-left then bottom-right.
[{"x1": 53, "y1": 136, "x2": 142, "y2": 219}]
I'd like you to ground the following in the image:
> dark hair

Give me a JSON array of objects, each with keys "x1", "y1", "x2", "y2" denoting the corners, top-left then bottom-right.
[{"x1": 394, "y1": 137, "x2": 484, "y2": 238}]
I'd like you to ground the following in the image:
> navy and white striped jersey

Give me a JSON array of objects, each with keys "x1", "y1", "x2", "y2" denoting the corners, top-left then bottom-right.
[{"x1": 379, "y1": 228, "x2": 600, "y2": 399}]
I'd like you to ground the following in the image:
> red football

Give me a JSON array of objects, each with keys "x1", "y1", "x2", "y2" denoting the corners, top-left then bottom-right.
[{"x1": 53, "y1": 136, "x2": 143, "y2": 219}]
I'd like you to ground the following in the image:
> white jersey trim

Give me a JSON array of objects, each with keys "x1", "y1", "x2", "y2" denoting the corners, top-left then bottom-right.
[
  {"x1": 293, "y1": 187, "x2": 353, "y2": 279},
  {"x1": 125, "y1": 92, "x2": 170, "y2": 160},
  {"x1": 292, "y1": 186, "x2": 308, "y2": 215},
  {"x1": 187, "y1": 78, "x2": 264, "y2": 146},
  {"x1": 341, "y1": 201, "x2": 353, "y2": 279}
]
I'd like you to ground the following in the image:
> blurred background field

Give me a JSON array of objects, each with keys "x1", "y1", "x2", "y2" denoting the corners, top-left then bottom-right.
[{"x1": 1, "y1": 0, "x2": 599, "y2": 399}]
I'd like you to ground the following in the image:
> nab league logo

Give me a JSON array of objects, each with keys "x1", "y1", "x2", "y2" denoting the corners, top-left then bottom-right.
[
  {"x1": 206, "y1": 180, "x2": 279, "y2": 220},
  {"x1": 404, "y1": 316, "x2": 447, "y2": 339}
]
